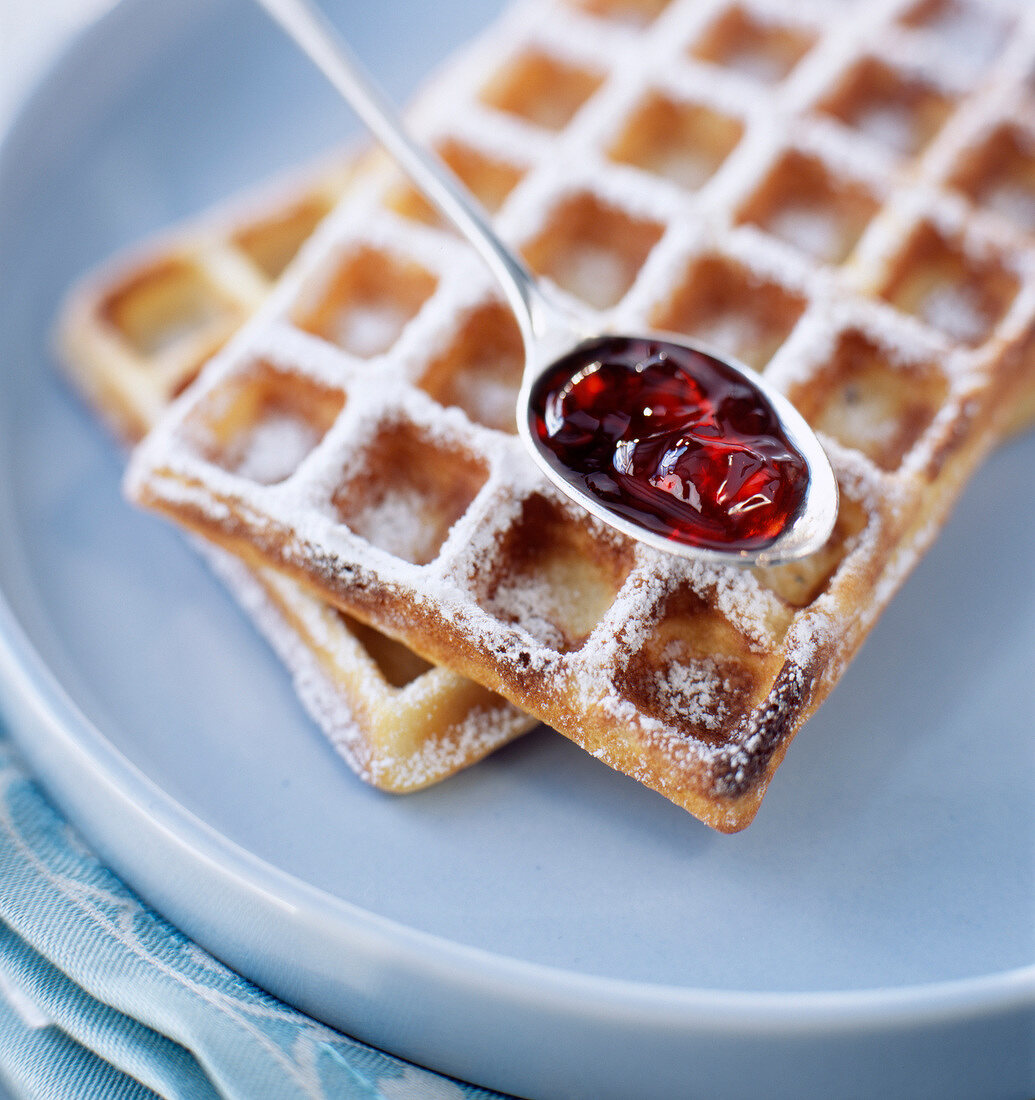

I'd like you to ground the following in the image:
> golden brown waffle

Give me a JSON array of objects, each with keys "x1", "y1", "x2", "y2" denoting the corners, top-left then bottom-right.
[
  {"x1": 126, "y1": 0, "x2": 1035, "y2": 831},
  {"x1": 58, "y1": 158, "x2": 534, "y2": 793}
]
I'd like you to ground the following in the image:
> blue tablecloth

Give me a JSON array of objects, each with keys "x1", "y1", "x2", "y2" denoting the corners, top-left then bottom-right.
[{"x1": 0, "y1": 729, "x2": 505, "y2": 1099}]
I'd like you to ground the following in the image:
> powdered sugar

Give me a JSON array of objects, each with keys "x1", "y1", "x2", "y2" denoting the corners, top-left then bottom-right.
[
  {"x1": 767, "y1": 205, "x2": 845, "y2": 263},
  {"x1": 651, "y1": 649, "x2": 733, "y2": 733},
  {"x1": 333, "y1": 302, "x2": 414, "y2": 358},
  {"x1": 984, "y1": 181, "x2": 1035, "y2": 232},
  {"x1": 228, "y1": 413, "x2": 326, "y2": 485},
  {"x1": 919, "y1": 282, "x2": 989, "y2": 344}
]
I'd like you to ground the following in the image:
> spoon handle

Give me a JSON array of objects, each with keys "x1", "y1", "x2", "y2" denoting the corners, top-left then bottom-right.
[{"x1": 253, "y1": 0, "x2": 545, "y2": 342}]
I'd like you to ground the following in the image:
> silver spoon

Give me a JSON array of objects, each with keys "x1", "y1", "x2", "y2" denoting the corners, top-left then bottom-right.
[{"x1": 253, "y1": 0, "x2": 838, "y2": 566}]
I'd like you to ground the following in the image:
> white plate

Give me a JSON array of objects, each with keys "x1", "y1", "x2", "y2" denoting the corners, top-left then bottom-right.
[{"x1": 0, "y1": 1, "x2": 1032, "y2": 1096}]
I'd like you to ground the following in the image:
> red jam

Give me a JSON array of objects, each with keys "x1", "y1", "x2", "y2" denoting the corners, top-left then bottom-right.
[{"x1": 528, "y1": 336, "x2": 809, "y2": 551}]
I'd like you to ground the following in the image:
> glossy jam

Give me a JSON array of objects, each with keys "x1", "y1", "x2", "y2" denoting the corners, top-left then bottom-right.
[{"x1": 528, "y1": 336, "x2": 809, "y2": 551}]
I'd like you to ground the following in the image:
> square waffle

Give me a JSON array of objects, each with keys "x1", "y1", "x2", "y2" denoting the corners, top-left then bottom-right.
[
  {"x1": 125, "y1": 0, "x2": 1035, "y2": 831},
  {"x1": 58, "y1": 157, "x2": 534, "y2": 793}
]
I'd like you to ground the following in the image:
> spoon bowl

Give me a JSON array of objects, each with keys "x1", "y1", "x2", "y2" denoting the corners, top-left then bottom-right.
[{"x1": 519, "y1": 328, "x2": 838, "y2": 566}]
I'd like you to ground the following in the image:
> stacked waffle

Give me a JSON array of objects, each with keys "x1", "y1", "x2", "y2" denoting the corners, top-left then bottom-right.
[
  {"x1": 59, "y1": 157, "x2": 536, "y2": 793},
  {"x1": 62, "y1": 0, "x2": 1035, "y2": 830}
]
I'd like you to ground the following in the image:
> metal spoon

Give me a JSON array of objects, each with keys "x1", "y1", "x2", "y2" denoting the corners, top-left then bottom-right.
[{"x1": 252, "y1": 0, "x2": 838, "y2": 566}]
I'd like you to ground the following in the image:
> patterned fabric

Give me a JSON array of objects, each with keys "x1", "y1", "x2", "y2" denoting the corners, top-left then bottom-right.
[{"x1": 0, "y1": 733, "x2": 505, "y2": 1099}]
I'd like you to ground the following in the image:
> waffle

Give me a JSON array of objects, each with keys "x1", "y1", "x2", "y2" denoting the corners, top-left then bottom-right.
[
  {"x1": 126, "y1": 0, "x2": 1035, "y2": 831},
  {"x1": 58, "y1": 158, "x2": 535, "y2": 793}
]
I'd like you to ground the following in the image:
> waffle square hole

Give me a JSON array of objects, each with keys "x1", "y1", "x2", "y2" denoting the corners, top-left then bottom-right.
[
  {"x1": 346, "y1": 615, "x2": 434, "y2": 688},
  {"x1": 736, "y1": 150, "x2": 878, "y2": 264},
  {"x1": 475, "y1": 494, "x2": 633, "y2": 653},
  {"x1": 332, "y1": 421, "x2": 487, "y2": 565},
  {"x1": 816, "y1": 57, "x2": 954, "y2": 157},
  {"x1": 232, "y1": 196, "x2": 334, "y2": 280},
  {"x1": 185, "y1": 361, "x2": 344, "y2": 485},
  {"x1": 385, "y1": 140, "x2": 524, "y2": 226},
  {"x1": 788, "y1": 329, "x2": 948, "y2": 470},
  {"x1": 879, "y1": 222, "x2": 1019, "y2": 347},
  {"x1": 754, "y1": 493, "x2": 867, "y2": 607},
  {"x1": 949, "y1": 123, "x2": 1035, "y2": 234},
  {"x1": 690, "y1": 6, "x2": 816, "y2": 85},
  {"x1": 418, "y1": 302, "x2": 524, "y2": 433},
  {"x1": 101, "y1": 259, "x2": 241, "y2": 359},
  {"x1": 569, "y1": 0, "x2": 671, "y2": 27},
  {"x1": 480, "y1": 50, "x2": 604, "y2": 131},
  {"x1": 522, "y1": 193, "x2": 664, "y2": 309},
  {"x1": 608, "y1": 91, "x2": 744, "y2": 190},
  {"x1": 298, "y1": 247, "x2": 438, "y2": 359},
  {"x1": 898, "y1": 0, "x2": 1010, "y2": 69},
  {"x1": 611, "y1": 584, "x2": 774, "y2": 741},
  {"x1": 651, "y1": 254, "x2": 806, "y2": 369}
]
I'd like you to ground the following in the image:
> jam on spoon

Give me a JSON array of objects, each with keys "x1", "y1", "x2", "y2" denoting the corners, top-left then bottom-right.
[
  {"x1": 254, "y1": 0, "x2": 838, "y2": 565},
  {"x1": 528, "y1": 336, "x2": 810, "y2": 553}
]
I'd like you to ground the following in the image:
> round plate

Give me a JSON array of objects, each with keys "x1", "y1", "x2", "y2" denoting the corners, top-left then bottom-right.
[{"x1": 0, "y1": 1, "x2": 1032, "y2": 1096}]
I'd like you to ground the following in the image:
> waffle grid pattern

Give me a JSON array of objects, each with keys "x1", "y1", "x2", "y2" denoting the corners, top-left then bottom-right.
[
  {"x1": 58, "y1": 159, "x2": 534, "y2": 794},
  {"x1": 59, "y1": 160, "x2": 350, "y2": 444},
  {"x1": 126, "y1": 0, "x2": 1035, "y2": 829}
]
